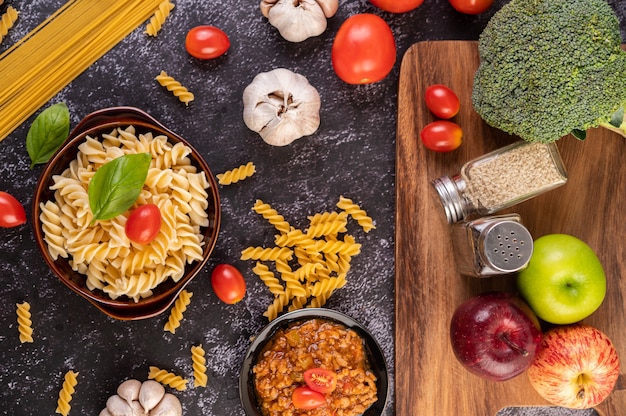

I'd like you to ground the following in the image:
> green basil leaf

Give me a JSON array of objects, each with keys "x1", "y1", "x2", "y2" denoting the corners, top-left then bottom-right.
[
  {"x1": 26, "y1": 102, "x2": 70, "y2": 169},
  {"x1": 88, "y1": 153, "x2": 152, "y2": 224}
]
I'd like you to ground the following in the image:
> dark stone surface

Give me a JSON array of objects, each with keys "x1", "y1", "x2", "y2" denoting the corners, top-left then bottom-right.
[{"x1": 0, "y1": 1, "x2": 624, "y2": 415}]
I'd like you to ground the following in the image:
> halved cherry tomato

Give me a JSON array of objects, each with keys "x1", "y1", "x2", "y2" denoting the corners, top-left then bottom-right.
[
  {"x1": 449, "y1": 0, "x2": 494, "y2": 14},
  {"x1": 425, "y1": 84, "x2": 460, "y2": 119},
  {"x1": 420, "y1": 120, "x2": 463, "y2": 152},
  {"x1": 292, "y1": 386, "x2": 326, "y2": 410},
  {"x1": 331, "y1": 14, "x2": 396, "y2": 84},
  {"x1": 0, "y1": 191, "x2": 26, "y2": 228},
  {"x1": 185, "y1": 26, "x2": 230, "y2": 60},
  {"x1": 211, "y1": 264, "x2": 246, "y2": 304},
  {"x1": 369, "y1": 0, "x2": 424, "y2": 13},
  {"x1": 125, "y1": 204, "x2": 161, "y2": 244},
  {"x1": 304, "y1": 368, "x2": 337, "y2": 394}
]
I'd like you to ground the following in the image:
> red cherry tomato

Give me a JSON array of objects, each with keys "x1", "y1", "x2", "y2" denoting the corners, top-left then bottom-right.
[
  {"x1": 449, "y1": 0, "x2": 494, "y2": 14},
  {"x1": 420, "y1": 120, "x2": 463, "y2": 152},
  {"x1": 369, "y1": 0, "x2": 424, "y2": 13},
  {"x1": 425, "y1": 84, "x2": 460, "y2": 119},
  {"x1": 331, "y1": 14, "x2": 396, "y2": 85},
  {"x1": 304, "y1": 368, "x2": 337, "y2": 394},
  {"x1": 185, "y1": 26, "x2": 230, "y2": 60},
  {"x1": 211, "y1": 264, "x2": 246, "y2": 304},
  {"x1": 292, "y1": 386, "x2": 326, "y2": 410},
  {"x1": 0, "y1": 191, "x2": 26, "y2": 228},
  {"x1": 125, "y1": 204, "x2": 161, "y2": 244}
]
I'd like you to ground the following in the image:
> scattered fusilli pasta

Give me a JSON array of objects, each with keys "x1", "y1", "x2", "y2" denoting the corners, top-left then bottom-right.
[
  {"x1": 191, "y1": 344, "x2": 208, "y2": 387},
  {"x1": 337, "y1": 195, "x2": 376, "y2": 232},
  {"x1": 216, "y1": 162, "x2": 256, "y2": 185},
  {"x1": 55, "y1": 370, "x2": 79, "y2": 416},
  {"x1": 16, "y1": 302, "x2": 33, "y2": 343},
  {"x1": 145, "y1": 0, "x2": 175, "y2": 37},
  {"x1": 156, "y1": 70, "x2": 194, "y2": 106},
  {"x1": 0, "y1": 6, "x2": 18, "y2": 45},
  {"x1": 148, "y1": 366, "x2": 188, "y2": 391},
  {"x1": 163, "y1": 290, "x2": 193, "y2": 334}
]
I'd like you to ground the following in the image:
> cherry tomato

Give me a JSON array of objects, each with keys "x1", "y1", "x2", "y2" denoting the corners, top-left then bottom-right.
[
  {"x1": 425, "y1": 84, "x2": 460, "y2": 119},
  {"x1": 369, "y1": 0, "x2": 424, "y2": 13},
  {"x1": 185, "y1": 26, "x2": 230, "y2": 60},
  {"x1": 125, "y1": 204, "x2": 161, "y2": 244},
  {"x1": 292, "y1": 386, "x2": 326, "y2": 410},
  {"x1": 211, "y1": 264, "x2": 246, "y2": 304},
  {"x1": 420, "y1": 121, "x2": 463, "y2": 152},
  {"x1": 0, "y1": 191, "x2": 26, "y2": 228},
  {"x1": 304, "y1": 368, "x2": 337, "y2": 394},
  {"x1": 331, "y1": 14, "x2": 396, "y2": 85},
  {"x1": 449, "y1": 0, "x2": 494, "y2": 14}
]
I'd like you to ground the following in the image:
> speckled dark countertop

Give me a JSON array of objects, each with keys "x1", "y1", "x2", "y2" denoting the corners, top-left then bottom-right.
[{"x1": 1, "y1": 1, "x2": 624, "y2": 415}]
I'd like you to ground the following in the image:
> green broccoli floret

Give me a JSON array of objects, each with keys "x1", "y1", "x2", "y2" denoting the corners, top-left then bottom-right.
[{"x1": 472, "y1": 0, "x2": 626, "y2": 143}]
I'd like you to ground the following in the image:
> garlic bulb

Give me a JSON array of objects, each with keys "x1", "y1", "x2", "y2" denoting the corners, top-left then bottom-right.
[
  {"x1": 243, "y1": 68, "x2": 321, "y2": 146},
  {"x1": 260, "y1": 0, "x2": 338, "y2": 42},
  {"x1": 100, "y1": 379, "x2": 181, "y2": 416}
]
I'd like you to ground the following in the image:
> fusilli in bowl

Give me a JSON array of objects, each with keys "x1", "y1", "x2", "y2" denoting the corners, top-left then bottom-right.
[{"x1": 32, "y1": 107, "x2": 221, "y2": 320}]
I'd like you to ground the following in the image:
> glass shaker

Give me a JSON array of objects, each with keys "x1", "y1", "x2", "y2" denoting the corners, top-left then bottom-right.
[
  {"x1": 451, "y1": 214, "x2": 533, "y2": 277},
  {"x1": 432, "y1": 140, "x2": 568, "y2": 223}
]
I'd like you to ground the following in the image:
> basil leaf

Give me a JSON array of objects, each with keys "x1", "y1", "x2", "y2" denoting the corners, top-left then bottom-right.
[
  {"x1": 88, "y1": 153, "x2": 152, "y2": 224},
  {"x1": 26, "y1": 102, "x2": 70, "y2": 169}
]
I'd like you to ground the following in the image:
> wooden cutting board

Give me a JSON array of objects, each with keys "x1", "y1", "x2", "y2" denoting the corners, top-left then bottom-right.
[{"x1": 395, "y1": 41, "x2": 626, "y2": 416}]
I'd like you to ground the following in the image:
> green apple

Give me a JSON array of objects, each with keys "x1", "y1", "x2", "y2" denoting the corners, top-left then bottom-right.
[{"x1": 517, "y1": 234, "x2": 606, "y2": 325}]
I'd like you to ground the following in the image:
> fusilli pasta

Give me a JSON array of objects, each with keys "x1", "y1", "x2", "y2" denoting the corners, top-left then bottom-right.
[
  {"x1": 252, "y1": 199, "x2": 291, "y2": 234},
  {"x1": 191, "y1": 344, "x2": 208, "y2": 388},
  {"x1": 145, "y1": 0, "x2": 175, "y2": 37},
  {"x1": 0, "y1": 6, "x2": 18, "y2": 45},
  {"x1": 337, "y1": 195, "x2": 376, "y2": 232},
  {"x1": 217, "y1": 162, "x2": 256, "y2": 185},
  {"x1": 16, "y1": 302, "x2": 33, "y2": 343},
  {"x1": 163, "y1": 289, "x2": 193, "y2": 334},
  {"x1": 148, "y1": 366, "x2": 188, "y2": 391},
  {"x1": 39, "y1": 126, "x2": 210, "y2": 302},
  {"x1": 55, "y1": 370, "x2": 79, "y2": 416},
  {"x1": 156, "y1": 71, "x2": 194, "y2": 106}
]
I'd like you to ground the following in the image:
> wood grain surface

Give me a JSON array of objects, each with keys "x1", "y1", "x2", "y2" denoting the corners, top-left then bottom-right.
[{"x1": 395, "y1": 41, "x2": 626, "y2": 416}]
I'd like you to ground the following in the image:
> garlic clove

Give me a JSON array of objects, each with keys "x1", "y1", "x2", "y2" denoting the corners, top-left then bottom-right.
[
  {"x1": 130, "y1": 400, "x2": 145, "y2": 416},
  {"x1": 139, "y1": 380, "x2": 165, "y2": 413},
  {"x1": 265, "y1": 0, "x2": 330, "y2": 42},
  {"x1": 106, "y1": 395, "x2": 134, "y2": 416},
  {"x1": 148, "y1": 393, "x2": 182, "y2": 416},
  {"x1": 316, "y1": 0, "x2": 338, "y2": 17},
  {"x1": 260, "y1": 0, "x2": 279, "y2": 17},
  {"x1": 99, "y1": 409, "x2": 113, "y2": 416},
  {"x1": 117, "y1": 379, "x2": 142, "y2": 405}
]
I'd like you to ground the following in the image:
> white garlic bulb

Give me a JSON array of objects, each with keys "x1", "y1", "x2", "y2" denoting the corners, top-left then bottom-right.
[{"x1": 260, "y1": 0, "x2": 338, "y2": 42}]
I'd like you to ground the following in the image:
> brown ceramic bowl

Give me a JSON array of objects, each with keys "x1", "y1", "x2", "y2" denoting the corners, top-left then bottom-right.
[{"x1": 32, "y1": 107, "x2": 221, "y2": 320}]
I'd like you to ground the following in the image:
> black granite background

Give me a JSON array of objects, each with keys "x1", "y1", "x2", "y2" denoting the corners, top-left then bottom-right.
[{"x1": 0, "y1": 1, "x2": 625, "y2": 415}]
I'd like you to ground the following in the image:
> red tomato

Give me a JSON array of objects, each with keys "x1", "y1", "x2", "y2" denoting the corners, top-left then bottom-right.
[
  {"x1": 369, "y1": 0, "x2": 424, "y2": 13},
  {"x1": 331, "y1": 14, "x2": 396, "y2": 84},
  {"x1": 304, "y1": 368, "x2": 337, "y2": 394},
  {"x1": 425, "y1": 84, "x2": 460, "y2": 119},
  {"x1": 449, "y1": 0, "x2": 494, "y2": 14},
  {"x1": 185, "y1": 26, "x2": 230, "y2": 60},
  {"x1": 0, "y1": 191, "x2": 26, "y2": 228},
  {"x1": 292, "y1": 386, "x2": 326, "y2": 410},
  {"x1": 125, "y1": 204, "x2": 161, "y2": 244},
  {"x1": 420, "y1": 121, "x2": 463, "y2": 152},
  {"x1": 211, "y1": 264, "x2": 246, "y2": 304}
]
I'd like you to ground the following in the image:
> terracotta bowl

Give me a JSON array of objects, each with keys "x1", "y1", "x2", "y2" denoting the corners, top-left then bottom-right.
[
  {"x1": 32, "y1": 107, "x2": 221, "y2": 320},
  {"x1": 239, "y1": 308, "x2": 389, "y2": 416}
]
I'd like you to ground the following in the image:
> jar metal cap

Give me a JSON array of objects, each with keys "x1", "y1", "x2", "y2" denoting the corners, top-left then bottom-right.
[
  {"x1": 480, "y1": 220, "x2": 533, "y2": 272},
  {"x1": 432, "y1": 175, "x2": 465, "y2": 223}
]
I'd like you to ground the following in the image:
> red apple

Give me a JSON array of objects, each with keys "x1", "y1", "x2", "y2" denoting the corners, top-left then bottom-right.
[
  {"x1": 527, "y1": 324, "x2": 619, "y2": 409},
  {"x1": 450, "y1": 292, "x2": 543, "y2": 381}
]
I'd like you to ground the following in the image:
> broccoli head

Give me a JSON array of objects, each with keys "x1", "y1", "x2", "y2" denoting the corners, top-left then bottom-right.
[{"x1": 472, "y1": 0, "x2": 626, "y2": 143}]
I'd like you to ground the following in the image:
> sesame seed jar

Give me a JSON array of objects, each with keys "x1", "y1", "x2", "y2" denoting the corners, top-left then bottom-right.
[{"x1": 432, "y1": 141, "x2": 568, "y2": 223}]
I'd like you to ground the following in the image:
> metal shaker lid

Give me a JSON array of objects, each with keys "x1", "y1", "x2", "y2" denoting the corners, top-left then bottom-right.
[{"x1": 479, "y1": 220, "x2": 533, "y2": 272}]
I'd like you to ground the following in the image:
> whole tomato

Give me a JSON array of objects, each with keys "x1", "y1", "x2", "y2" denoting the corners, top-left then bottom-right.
[
  {"x1": 369, "y1": 0, "x2": 424, "y2": 13},
  {"x1": 0, "y1": 191, "x2": 26, "y2": 228},
  {"x1": 420, "y1": 120, "x2": 463, "y2": 152},
  {"x1": 331, "y1": 14, "x2": 396, "y2": 84},
  {"x1": 185, "y1": 26, "x2": 230, "y2": 60},
  {"x1": 425, "y1": 84, "x2": 460, "y2": 119},
  {"x1": 292, "y1": 386, "x2": 326, "y2": 410},
  {"x1": 449, "y1": 0, "x2": 494, "y2": 14},
  {"x1": 211, "y1": 264, "x2": 246, "y2": 304},
  {"x1": 125, "y1": 204, "x2": 162, "y2": 244}
]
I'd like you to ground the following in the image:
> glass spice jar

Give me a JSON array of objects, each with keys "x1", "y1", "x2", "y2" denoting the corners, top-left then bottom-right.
[
  {"x1": 432, "y1": 140, "x2": 568, "y2": 223},
  {"x1": 451, "y1": 213, "x2": 534, "y2": 277}
]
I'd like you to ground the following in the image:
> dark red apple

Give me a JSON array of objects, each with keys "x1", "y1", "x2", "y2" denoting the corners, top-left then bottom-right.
[{"x1": 450, "y1": 291, "x2": 543, "y2": 381}]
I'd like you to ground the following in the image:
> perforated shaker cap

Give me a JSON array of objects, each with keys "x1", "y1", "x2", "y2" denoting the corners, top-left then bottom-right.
[{"x1": 480, "y1": 220, "x2": 533, "y2": 272}]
